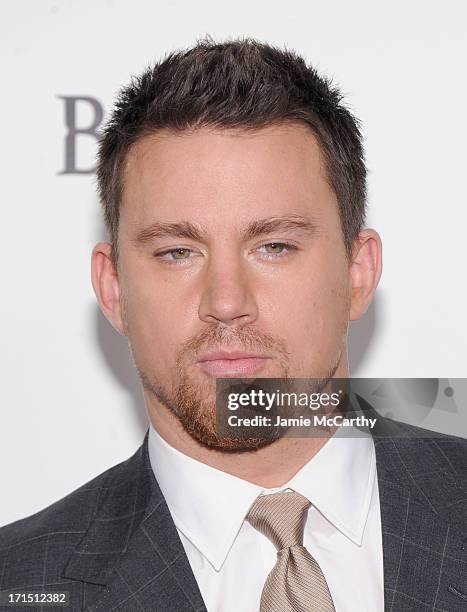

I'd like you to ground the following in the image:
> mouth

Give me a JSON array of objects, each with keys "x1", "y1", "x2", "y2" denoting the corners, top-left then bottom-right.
[{"x1": 196, "y1": 350, "x2": 271, "y2": 377}]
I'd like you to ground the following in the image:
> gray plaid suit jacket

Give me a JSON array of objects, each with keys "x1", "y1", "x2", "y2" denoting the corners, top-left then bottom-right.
[{"x1": 1, "y1": 400, "x2": 466, "y2": 611}]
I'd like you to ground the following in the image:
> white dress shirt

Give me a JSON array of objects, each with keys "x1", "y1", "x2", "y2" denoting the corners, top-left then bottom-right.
[{"x1": 148, "y1": 423, "x2": 384, "y2": 612}]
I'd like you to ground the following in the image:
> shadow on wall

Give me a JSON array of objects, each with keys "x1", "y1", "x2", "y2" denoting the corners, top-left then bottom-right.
[
  {"x1": 94, "y1": 305, "x2": 149, "y2": 436},
  {"x1": 348, "y1": 292, "x2": 381, "y2": 376}
]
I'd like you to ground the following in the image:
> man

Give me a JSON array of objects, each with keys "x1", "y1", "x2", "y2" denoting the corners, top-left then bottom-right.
[{"x1": 0, "y1": 38, "x2": 466, "y2": 612}]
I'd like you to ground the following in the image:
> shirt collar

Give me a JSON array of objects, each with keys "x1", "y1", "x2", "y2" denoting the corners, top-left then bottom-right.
[
  {"x1": 148, "y1": 423, "x2": 262, "y2": 571},
  {"x1": 285, "y1": 427, "x2": 376, "y2": 546},
  {"x1": 148, "y1": 423, "x2": 375, "y2": 571}
]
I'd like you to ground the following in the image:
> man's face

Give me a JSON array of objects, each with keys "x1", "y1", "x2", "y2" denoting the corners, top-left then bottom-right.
[{"x1": 114, "y1": 123, "x2": 353, "y2": 449}]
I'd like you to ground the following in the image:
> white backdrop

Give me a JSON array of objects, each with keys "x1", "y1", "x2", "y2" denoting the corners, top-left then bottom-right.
[{"x1": 1, "y1": 0, "x2": 466, "y2": 526}]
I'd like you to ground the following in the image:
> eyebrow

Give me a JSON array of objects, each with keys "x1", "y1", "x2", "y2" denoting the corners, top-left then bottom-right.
[{"x1": 133, "y1": 215, "x2": 319, "y2": 245}]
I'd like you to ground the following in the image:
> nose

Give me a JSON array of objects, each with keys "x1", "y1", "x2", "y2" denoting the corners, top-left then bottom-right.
[{"x1": 198, "y1": 252, "x2": 259, "y2": 327}]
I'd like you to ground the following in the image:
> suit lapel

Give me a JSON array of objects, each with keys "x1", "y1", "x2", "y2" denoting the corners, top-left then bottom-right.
[
  {"x1": 357, "y1": 396, "x2": 467, "y2": 611},
  {"x1": 62, "y1": 430, "x2": 207, "y2": 611}
]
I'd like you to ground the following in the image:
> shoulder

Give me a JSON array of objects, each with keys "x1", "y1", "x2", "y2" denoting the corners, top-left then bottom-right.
[
  {"x1": 0, "y1": 441, "x2": 144, "y2": 560},
  {"x1": 373, "y1": 416, "x2": 467, "y2": 530},
  {"x1": 375, "y1": 416, "x2": 467, "y2": 478},
  {"x1": 355, "y1": 391, "x2": 467, "y2": 479}
]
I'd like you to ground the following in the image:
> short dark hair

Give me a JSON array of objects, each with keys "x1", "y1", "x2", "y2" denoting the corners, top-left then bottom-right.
[{"x1": 96, "y1": 36, "x2": 367, "y2": 267}]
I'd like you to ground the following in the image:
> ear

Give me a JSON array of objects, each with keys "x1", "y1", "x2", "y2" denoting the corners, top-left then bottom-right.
[
  {"x1": 91, "y1": 242, "x2": 127, "y2": 336},
  {"x1": 349, "y1": 229, "x2": 383, "y2": 321}
]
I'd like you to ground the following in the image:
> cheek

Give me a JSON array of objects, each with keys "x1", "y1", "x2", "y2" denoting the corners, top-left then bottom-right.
[
  {"x1": 123, "y1": 281, "x2": 191, "y2": 371},
  {"x1": 266, "y1": 265, "x2": 350, "y2": 367}
]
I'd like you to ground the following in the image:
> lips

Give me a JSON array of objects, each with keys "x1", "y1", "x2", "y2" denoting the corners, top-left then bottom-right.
[{"x1": 196, "y1": 350, "x2": 270, "y2": 377}]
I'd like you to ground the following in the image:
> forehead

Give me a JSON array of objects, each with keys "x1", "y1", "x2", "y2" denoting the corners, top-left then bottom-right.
[{"x1": 120, "y1": 122, "x2": 336, "y2": 228}]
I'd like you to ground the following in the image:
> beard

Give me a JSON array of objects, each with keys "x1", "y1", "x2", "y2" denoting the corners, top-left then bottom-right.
[{"x1": 129, "y1": 323, "x2": 342, "y2": 452}]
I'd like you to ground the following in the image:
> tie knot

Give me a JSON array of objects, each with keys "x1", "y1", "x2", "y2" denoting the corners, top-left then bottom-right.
[{"x1": 246, "y1": 490, "x2": 311, "y2": 551}]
